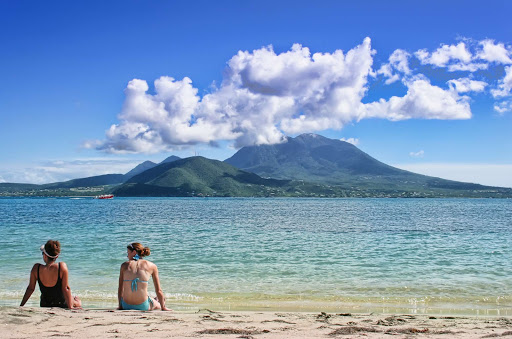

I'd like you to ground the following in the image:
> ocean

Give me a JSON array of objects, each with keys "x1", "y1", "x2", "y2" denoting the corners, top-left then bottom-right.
[{"x1": 1, "y1": 197, "x2": 511, "y2": 315}]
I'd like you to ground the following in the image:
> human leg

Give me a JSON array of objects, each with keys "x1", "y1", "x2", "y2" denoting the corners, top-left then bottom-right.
[
  {"x1": 149, "y1": 297, "x2": 161, "y2": 310},
  {"x1": 72, "y1": 296, "x2": 82, "y2": 308}
]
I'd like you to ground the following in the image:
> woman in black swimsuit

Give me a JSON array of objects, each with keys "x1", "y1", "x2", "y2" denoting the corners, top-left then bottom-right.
[{"x1": 20, "y1": 240, "x2": 81, "y2": 309}]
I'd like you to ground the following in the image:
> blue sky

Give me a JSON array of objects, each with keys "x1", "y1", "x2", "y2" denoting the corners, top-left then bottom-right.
[{"x1": 1, "y1": 0, "x2": 511, "y2": 187}]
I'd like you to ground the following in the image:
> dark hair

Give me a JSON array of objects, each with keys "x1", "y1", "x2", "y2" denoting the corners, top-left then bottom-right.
[
  {"x1": 127, "y1": 242, "x2": 151, "y2": 257},
  {"x1": 44, "y1": 240, "x2": 61, "y2": 259}
]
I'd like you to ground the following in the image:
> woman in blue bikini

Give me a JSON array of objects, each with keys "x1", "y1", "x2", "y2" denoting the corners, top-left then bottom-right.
[{"x1": 118, "y1": 242, "x2": 170, "y2": 311}]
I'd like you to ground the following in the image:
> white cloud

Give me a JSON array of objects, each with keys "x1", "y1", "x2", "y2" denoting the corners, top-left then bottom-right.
[
  {"x1": 410, "y1": 39, "x2": 512, "y2": 115},
  {"x1": 362, "y1": 78, "x2": 471, "y2": 121},
  {"x1": 95, "y1": 38, "x2": 484, "y2": 153},
  {"x1": 447, "y1": 78, "x2": 487, "y2": 93},
  {"x1": 0, "y1": 158, "x2": 146, "y2": 184},
  {"x1": 389, "y1": 49, "x2": 412, "y2": 74},
  {"x1": 416, "y1": 42, "x2": 470, "y2": 66},
  {"x1": 446, "y1": 62, "x2": 488, "y2": 72},
  {"x1": 493, "y1": 100, "x2": 512, "y2": 114},
  {"x1": 98, "y1": 39, "x2": 377, "y2": 152},
  {"x1": 394, "y1": 163, "x2": 512, "y2": 188},
  {"x1": 409, "y1": 150, "x2": 424, "y2": 158},
  {"x1": 377, "y1": 49, "x2": 411, "y2": 84},
  {"x1": 414, "y1": 39, "x2": 512, "y2": 73},
  {"x1": 415, "y1": 42, "x2": 488, "y2": 72},
  {"x1": 207, "y1": 39, "x2": 377, "y2": 145},
  {"x1": 477, "y1": 39, "x2": 512, "y2": 64},
  {"x1": 492, "y1": 65, "x2": 512, "y2": 97},
  {"x1": 340, "y1": 137, "x2": 359, "y2": 146},
  {"x1": 378, "y1": 66, "x2": 400, "y2": 85},
  {"x1": 97, "y1": 77, "x2": 239, "y2": 153}
]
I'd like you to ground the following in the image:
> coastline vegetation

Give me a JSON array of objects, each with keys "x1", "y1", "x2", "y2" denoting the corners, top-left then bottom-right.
[{"x1": 2, "y1": 135, "x2": 511, "y2": 198}]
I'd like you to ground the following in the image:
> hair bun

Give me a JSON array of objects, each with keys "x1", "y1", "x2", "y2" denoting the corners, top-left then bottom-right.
[
  {"x1": 128, "y1": 242, "x2": 151, "y2": 257},
  {"x1": 45, "y1": 240, "x2": 61, "y2": 257},
  {"x1": 141, "y1": 247, "x2": 151, "y2": 257}
]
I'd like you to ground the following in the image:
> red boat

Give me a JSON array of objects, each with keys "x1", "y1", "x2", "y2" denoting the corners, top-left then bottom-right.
[{"x1": 95, "y1": 194, "x2": 114, "y2": 199}]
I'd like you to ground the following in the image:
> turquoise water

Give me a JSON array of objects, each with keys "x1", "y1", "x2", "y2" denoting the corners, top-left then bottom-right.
[{"x1": 1, "y1": 197, "x2": 511, "y2": 315}]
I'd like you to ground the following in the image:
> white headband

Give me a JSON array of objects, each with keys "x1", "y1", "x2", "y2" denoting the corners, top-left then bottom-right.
[{"x1": 40, "y1": 245, "x2": 58, "y2": 259}]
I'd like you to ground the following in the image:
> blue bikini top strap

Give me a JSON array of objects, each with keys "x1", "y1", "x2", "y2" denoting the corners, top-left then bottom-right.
[{"x1": 123, "y1": 278, "x2": 149, "y2": 292}]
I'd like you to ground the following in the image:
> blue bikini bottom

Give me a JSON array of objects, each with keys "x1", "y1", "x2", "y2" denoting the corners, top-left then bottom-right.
[{"x1": 121, "y1": 297, "x2": 153, "y2": 311}]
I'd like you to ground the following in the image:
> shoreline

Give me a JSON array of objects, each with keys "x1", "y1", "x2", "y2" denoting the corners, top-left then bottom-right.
[
  {"x1": 3, "y1": 298, "x2": 511, "y2": 318},
  {"x1": 3, "y1": 306, "x2": 512, "y2": 338}
]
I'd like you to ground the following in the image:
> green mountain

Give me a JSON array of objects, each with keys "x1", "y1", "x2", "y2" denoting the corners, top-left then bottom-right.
[
  {"x1": 124, "y1": 156, "x2": 180, "y2": 180},
  {"x1": 113, "y1": 156, "x2": 289, "y2": 197},
  {"x1": 160, "y1": 155, "x2": 181, "y2": 164},
  {"x1": 10, "y1": 156, "x2": 182, "y2": 191},
  {"x1": 224, "y1": 133, "x2": 504, "y2": 192},
  {"x1": 124, "y1": 161, "x2": 158, "y2": 179},
  {"x1": 112, "y1": 154, "x2": 512, "y2": 198},
  {"x1": 42, "y1": 174, "x2": 126, "y2": 189},
  {"x1": 1, "y1": 140, "x2": 510, "y2": 198},
  {"x1": 0, "y1": 156, "x2": 182, "y2": 196}
]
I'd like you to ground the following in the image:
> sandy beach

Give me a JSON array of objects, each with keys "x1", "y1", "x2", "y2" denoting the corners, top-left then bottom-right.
[{"x1": 2, "y1": 307, "x2": 512, "y2": 338}]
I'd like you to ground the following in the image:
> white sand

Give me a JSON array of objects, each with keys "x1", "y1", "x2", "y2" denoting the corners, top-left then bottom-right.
[{"x1": 2, "y1": 306, "x2": 512, "y2": 338}]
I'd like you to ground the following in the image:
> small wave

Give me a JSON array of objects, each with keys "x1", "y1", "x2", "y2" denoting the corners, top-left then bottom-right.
[
  {"x1": 0, "y1": 291, "x2": 29, "y2": 298},
  {"x1": 72, "y1": 290, "x2": 118, "y2": 300},
  {"x1": 165, "y1": 293, "x2": 203, "y2": 301}
]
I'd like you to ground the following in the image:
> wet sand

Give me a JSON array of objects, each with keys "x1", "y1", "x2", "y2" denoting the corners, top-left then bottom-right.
[{"x1": 2, "y1": 306, "x2": 512, "y2": 338}]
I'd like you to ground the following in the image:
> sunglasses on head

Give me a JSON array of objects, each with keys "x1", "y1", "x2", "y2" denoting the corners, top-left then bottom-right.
[{"x1": 40, "y1": 245, "x2": 58, "y2": 259}]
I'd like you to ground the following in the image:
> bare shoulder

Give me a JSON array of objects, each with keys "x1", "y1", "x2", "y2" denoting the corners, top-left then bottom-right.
[
  {"x1": 60, "y1": 262, "x2": 68, "y2": 270},
  {"x1": 30, "y1": 263, "x2": 39, "y2": 273},
  {"x1": 120, "y1": 261, "x2": 129, "y2": 269},
  {"x1": 143, "y1": 260, "x2": 157, "y2": 272}
]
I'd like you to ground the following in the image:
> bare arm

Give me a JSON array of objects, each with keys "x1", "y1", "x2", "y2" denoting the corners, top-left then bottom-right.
[
  {"x1": 151, "y1": 264, "x2": 170, "y2": 311},
  {"x1": 117, "y1": 263, "x2": 125, "y2": 310},
  {"x1": 20, "y1": 264, "x2": 38, "y2": 306},
  {"x1": 60, "y1": 263, "x2": 74, "y2": 309}
]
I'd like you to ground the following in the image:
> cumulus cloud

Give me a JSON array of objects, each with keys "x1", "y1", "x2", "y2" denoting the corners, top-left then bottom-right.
[
  {"x1": 409, "y1": 150, "x2": 424, "y2": 158},
  {"x1": 477, "y1": 39, "x2": 512, "y2": 64},
  {"x1": 362, "y1": 78, "x2": 471, "y2": 121},
  {"x1": 416, "y1": 43, "x2": 471, "y2": 66},
  {"x1": 378, "y1": 49, "x2": 411, "y2": 84},
  {"x1": 447, "y1": 62, "x2": 489, "y2": 72},
  {"x1": 494, "y1": 100, "x2": 512, "y2": 114},
  {"x1": 415, "y1": 42, "x2": 484, "y2": 72},
  {"x1": 447, "y1": 78, "x2": 487, "y2": 93},
  {"x1": 411, "y1": 39, "x2": 512, "y2": 110},
  {"x1": 415, "y1": 42, "x2": 489, "y2": 72},
  {"x1": 377, "y1": 64, "x2": 400, "y2": 85},
  {"x1": 340, "y1": 137, "x2": 359, "y2": 146},
  {"x1": 97, "y1": 39, "x2": 378, "y2": 152},
  {"x1": 94, "y1": 38, "x2": 502, "y2": 154},
  {"x1": 413, "y1": 39, "x2": 512, "y2": 73},
  {"x1": 492, "y1": 66, "x2": 512, "y2": 97},
  {"x1": 97, "y1": 77, "x2": 238, "y2": 153}
]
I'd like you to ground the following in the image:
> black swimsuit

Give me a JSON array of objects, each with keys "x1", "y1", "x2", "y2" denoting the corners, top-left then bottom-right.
[{"x1": 37, "y1": 263, "x2": 67, "y2": 308}]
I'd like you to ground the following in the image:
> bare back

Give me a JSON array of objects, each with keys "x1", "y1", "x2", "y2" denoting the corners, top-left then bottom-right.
[{"x1": 120, "y1": 260, "x2": 155, "y2": 305}]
